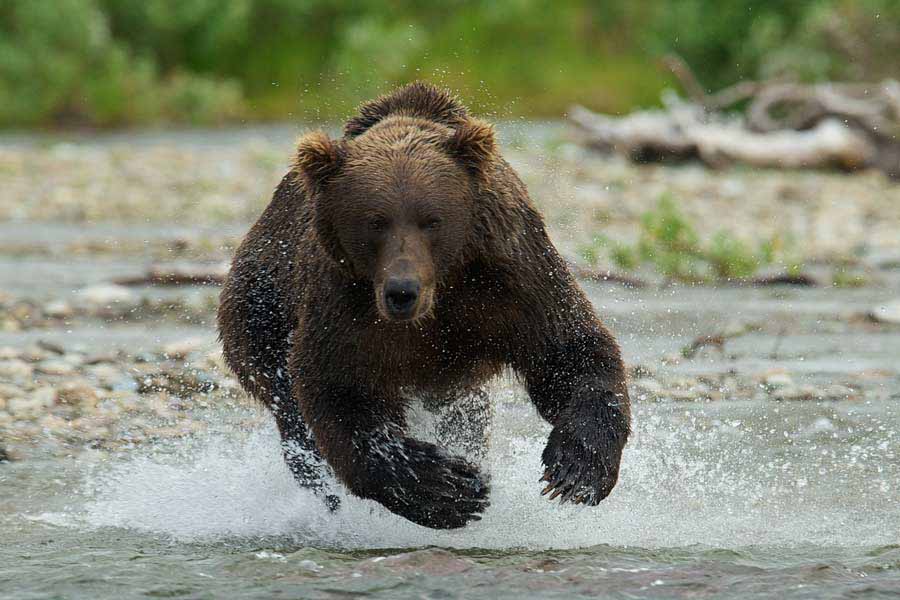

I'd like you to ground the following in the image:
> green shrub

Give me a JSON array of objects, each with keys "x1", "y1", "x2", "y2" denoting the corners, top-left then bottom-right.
[
  {"x1": 1, "y1": 0, "x2": 898, "y2": 127},
  {"x1": 580, "y1": 195, "x2": 805, "y2": 283}
]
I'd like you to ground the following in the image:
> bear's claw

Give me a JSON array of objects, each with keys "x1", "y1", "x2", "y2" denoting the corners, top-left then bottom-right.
[
  {"x1": 368, "y1": 437, "x2": 490, "y2": 529},
  {"x1": 540, "y1": 422, "x2": 623, "y2": 507}
]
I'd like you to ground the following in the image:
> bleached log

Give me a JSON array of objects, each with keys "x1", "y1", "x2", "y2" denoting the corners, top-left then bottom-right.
[{"x1": 570, "y1": 104, "x2": 875, "y2": 170}]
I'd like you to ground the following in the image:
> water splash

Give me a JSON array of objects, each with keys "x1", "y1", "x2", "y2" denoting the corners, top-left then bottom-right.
[{"x1": 75, "y1": 394, "x2": 898, "y2": 550}]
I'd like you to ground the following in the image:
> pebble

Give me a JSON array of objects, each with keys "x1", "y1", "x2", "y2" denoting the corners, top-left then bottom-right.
[
  {"x1": 8, "y1": 395, "x2": 49, "y2": 417},
  {"x1": 869, "y1": 299, "x2": 900, "y2": 325},
  {"x1": 0, "y1": 383, "x2": 24, "y2": 400},
  {"x1": 86, "y1": 364, "x2": 134, "y2": 391},
  {"x1": 43, "y1": 301, "x2": 74, "y2": 319},
  {"x1": 762, "y1": 371, "x2": 794, "y2": 390},
  {"x1": 771, "y1": 385, "x2": 818, "y2": 401},
  {"x1": 56, "y1": 382, "x2": 99, "y2": 410},
  {"x1": 36, "y1": 359, "x2": 76, "y2": 376},
  {"x1": 75, "y1": 284, "x2": 138, "y2": 308},
  {"x1": 0, "y1": 359, "x2": 33, "y2": 380},
  {"x1": 162, "y1": 337, "x2": 208, "y2": 360}
]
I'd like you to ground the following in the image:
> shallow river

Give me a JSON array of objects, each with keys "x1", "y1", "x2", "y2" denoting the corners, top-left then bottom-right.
[
  {"x1": 1, "y1": 127, "x2": 899, "y2": 598},
  {"x1": 3, "y1": 276, "x2": 899, "y2": 599},
  {"x1": 2, "y1": 389, "x2": 899, "y2": 598}
]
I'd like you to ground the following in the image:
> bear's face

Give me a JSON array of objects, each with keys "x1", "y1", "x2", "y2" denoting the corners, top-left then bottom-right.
[
  {"x1": 327, "y1": 147, "x2": 474, "y2": 321},
  {"x1": 294, "y1": 119, "x2": 496, "y2": 322}
]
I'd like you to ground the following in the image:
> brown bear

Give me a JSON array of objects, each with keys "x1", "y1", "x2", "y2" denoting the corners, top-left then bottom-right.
[{"x1": 218, "y1": 82, "x2": 631, "y2": 529}]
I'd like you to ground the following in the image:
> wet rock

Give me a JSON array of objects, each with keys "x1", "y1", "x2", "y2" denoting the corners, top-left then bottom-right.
[
  {"x1": 771, "y1": 384, "x2": 818, "y2": 401},
  {"x1": 32, "y1": 387, "x2": 58, "y2": 407},
  {"x1": 56, "y1": 381, "x2": 100, "y2": 410},
  {"x1": 83, "y1": 352, "x2": 119, "y2": 365},
  {"x1": 75, "y1": 284, "x2": 138, "y2": 308},
  {"x1": 137, "y1": 369, "x2": 217, "y2": 396},
  {"x1": 36, "y1": 359, "x2": 76, "y2": 376},
  {"x1": 868, "y1": 299, "x2": 900, "y2": 325},
  {"x1": 0, "y1": 383, "x2": 24, "y2": 401},
  {"x1": 36, "y1": 340, "x2": 66, "y2": 355},
  {"x1": 762, "y1": 371, "x2": 794, "y2": 390},
  {"x1": 0, "y1": 347, "x2": 19, "y2": 360},
  {"x1": 43, "y1": 300, "x2": 75, "y2": 319},
  {"x1": 162, "y1": 337, "x2": 208, "y2": 360},
  {"x1": 86, "y1": 364, "x2": 135, "y2": 391},
  {"x1": 7, "y1": 387, "x2": 55, "y2": 417},
  {"x1": 0, "y1": 445, "x2": 8, "y2": 463},
  {"x1": 21, "y1": 345, "x2": 53, "y2": 362},
  {"x1": 365, "y1": 549, "x2": 473, "y2": 576},
  {"x1": 0, "y1": 359, "x2": 33, "y2": 381}
]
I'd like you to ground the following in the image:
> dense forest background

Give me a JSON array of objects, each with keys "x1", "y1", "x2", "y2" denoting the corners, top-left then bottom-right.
[{"x1": 2, "y1": 0, "x2": 899, "y2": 127}]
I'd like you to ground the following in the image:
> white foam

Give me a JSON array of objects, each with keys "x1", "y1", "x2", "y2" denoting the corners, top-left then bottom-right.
[{"x1": 75, "y1": 397, "x2": 899, "y2": 550}]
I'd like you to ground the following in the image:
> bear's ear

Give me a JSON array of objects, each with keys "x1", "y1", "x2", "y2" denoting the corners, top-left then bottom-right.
[
  {"x1": 292, "y1": 131, "x2": 344, "y2": 191},
  {"x1": 445, "y1": 119, "x2": 497, "y2": 177}
]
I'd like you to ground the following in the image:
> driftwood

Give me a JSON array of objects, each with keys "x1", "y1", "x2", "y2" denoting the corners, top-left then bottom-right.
[
  {"x1": 571, "y1": 55, "x2": 900, "y2": 179},
  {"x1": 114, "y1": 262, "x2": 229, "y2": 286},
  {"x1": 680, "y1": 323, "x2": 758, "y2": 359},
  {"x1": 567, "y1": 262, "x2": 647, "y2": 288}
]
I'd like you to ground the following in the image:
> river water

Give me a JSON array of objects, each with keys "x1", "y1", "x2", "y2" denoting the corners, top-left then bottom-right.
[
  {"x1": 2, "y1": 388, "x2": 899, "y2": 598},
  {"x1": 1, "y1": 128, "x2": 899, "y2": 598},
  {"x1": 3, "y1": 277, "x2": 899, "y2": 598}
]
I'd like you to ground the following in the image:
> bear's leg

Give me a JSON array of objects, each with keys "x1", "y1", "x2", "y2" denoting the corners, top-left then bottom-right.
[
  {"x1": 271, "y1": 373, "x2": 340, "y2": 511},
  {"x1": 512, "y1": 321, "x2": 631, "y2": 506},
  {"x1": 219, "y1": 267, "x2": 338, "y2": 509},
  {"x1": 295, "y1": 377, "x2": 490, "y2": 529}
]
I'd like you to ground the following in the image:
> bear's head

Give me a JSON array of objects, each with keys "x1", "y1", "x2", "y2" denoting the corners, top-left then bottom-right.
[{"x1": 292, "y1": 84, "x2": 497, "y2": 323}]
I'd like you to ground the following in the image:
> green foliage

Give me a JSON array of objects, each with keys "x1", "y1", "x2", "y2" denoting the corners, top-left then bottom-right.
[
  {"x1": 0, "y1": 0, "x2": 243, "y2": 126},
  {"x1": 1, "y1": 0, "x2": 898, "y2": 126},
  {"x1": 580, "y1": 196, "x2": 805, "y2": 283}
]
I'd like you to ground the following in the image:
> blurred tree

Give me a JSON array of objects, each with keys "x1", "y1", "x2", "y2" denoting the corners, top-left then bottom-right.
[{"x1": 0, "y1": 0, "x2": 897, "y2": 127}]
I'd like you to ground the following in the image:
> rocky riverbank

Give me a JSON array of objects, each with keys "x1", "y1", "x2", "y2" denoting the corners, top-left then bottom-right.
[
  {"x1": 1, "y1": 331, "x2": 897, "y2": 461},
  {"x1": 1, "y1": 124, "x2": 898, "y2": 463}
]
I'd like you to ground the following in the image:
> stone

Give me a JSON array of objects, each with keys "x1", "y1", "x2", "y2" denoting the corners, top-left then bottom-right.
[
  {"x1": 8, "y1": 395, "x2": 47, "y2": 417},
  {"x1": 31, "y1": 386, "x2": 58, "y2": 407},
  {"x1": 75, "y1": 284, "x2": 138, "y2": 308},
  {"x1": 36, "y1": 359, "x2": 76, "y2": 376},
  {"x1": 868, "y1": 299, "x2": 900, "y2": 325},
  {"x1": 43, "y1": 301, "x2": 74, "y2": 319},
  {"x1": 0, "y1": 383, "x2": 24, "y2": 400},
  {"x1": 0, "y1": 359, "x2": 32, "y2": 380},
  {"x1": 86, "y1": 364, "x2": 131, "y2": 390},
  {"x1": 162, "y1": 337, "x2": 208, "y2": 360},
  {"x1": 21, "y1": 346, "x2": 53, "y2": 362},
  {"x1": 36, "y1": 340, "x2": 66, "y2": 355},
  {"x1": 771, "y1": 384, "x2": 818, "y2": 401},
  {"x1": 762, "y1": 371, "x2": 794, "y2": 390},
  {"x1": 56, "y1": 381, "x2": 100, "y2": 410}
]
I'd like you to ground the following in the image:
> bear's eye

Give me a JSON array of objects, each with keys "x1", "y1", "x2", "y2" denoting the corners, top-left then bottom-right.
[
  {"x1": 368, "y1": 217, "x2": 389, "y2": 232},
  {"x1": 422, "y1": 217, "x2": 442, "y2": 231}
]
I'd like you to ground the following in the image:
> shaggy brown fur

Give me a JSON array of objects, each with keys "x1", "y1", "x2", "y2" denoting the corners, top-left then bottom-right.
[{"x1": 218, "y1": 82, "x2": 631, "y2": 529}]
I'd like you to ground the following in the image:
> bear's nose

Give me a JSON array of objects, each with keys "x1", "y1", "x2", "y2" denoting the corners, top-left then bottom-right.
[{"x1": 383, "y1": 278, "x2": 420, "y2": 317}]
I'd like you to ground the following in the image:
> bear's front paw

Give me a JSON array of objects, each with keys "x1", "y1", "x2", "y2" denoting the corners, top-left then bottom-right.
[
  {"x1": 540, "y1": 419, "x2": 626, "y2": 506},
  {"x1": 369, "y1": 438, "x2": 490, "y2": 529}
]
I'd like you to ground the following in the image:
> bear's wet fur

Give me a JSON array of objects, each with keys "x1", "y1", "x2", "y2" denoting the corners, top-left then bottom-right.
[{"x1": 218, "y1": 82, "x2": 631, "y2": 529}]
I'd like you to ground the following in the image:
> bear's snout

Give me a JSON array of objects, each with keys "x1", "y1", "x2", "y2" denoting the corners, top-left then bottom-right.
[{"x1": 383, "y1": 277, "x2": 421, "y2": 320}]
